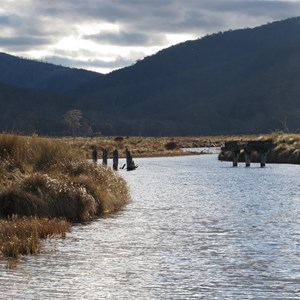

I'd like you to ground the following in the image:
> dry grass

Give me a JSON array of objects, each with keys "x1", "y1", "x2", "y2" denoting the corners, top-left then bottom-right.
[
  {"x1": 0, "y1": 216, "x2": 70, "y2": 259},
  {"x1": 267, "y1": 132, "x2": 300, "y2": 164},
  {"x1": 0, "y1": 134, "x2": 130, "y2": 222},
  {"x1": 0, "y1": 133, "x2": 130, "y2": 263},
  {"x1": 61, "y1": 135, "x2": 261, "y2": 159}
]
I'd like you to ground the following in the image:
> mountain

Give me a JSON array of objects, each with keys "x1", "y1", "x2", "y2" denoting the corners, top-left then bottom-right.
[
  {"x1": 0, "y1": 17, "x2": 300, "y2": 136},
  {"x1": 0, "y1": 52, "x2": 102, "y2": 93}
]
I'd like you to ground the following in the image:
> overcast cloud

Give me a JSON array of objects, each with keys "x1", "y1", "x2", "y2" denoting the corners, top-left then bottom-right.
[{"x1": 1, "y1": 0, "x2": 300, "y2": 73}]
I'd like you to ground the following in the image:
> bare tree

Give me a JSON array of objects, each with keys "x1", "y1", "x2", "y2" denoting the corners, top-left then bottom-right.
[{"x1": 64, "y1": 109, "x2": 83, "y2": 136}]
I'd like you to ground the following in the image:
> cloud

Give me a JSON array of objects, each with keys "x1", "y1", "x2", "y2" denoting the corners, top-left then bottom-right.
[
  {"x1": 1, "y1": 0, "x2": 300, "y2": 73},
  {"x1": 85, "y1": 31, "x2": 168, "y2": 47},
  {"x1": 44, "y1": 54, "x2": 139, "y2": 74}
]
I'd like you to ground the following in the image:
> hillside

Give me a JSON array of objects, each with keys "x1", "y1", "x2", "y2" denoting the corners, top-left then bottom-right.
[
  {"x1": 0, "y1": 17, "x2": 300, "y2": 136},
  {"x1": 0, "y1": 82, "x2": 69, "y2": 134},
  {"x1": 72, "y1": 17, "x2": 300, "y2": 136},
  {"x1": 0, "y1": 53, "x2": 102, "y2": 94}
]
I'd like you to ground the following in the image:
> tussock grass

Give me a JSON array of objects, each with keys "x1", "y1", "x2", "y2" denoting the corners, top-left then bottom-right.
[
  {"x1": 0, "y1": 134, "x2": 130, "y2": 261},
  {"x1": 267, "y1": 132, "x2": 300, "y2": 164},
  {"x1": 0, "y1": 216, "x2": 71, "y2": 258},
  {"x1": 0, "y1": 134, "x2": 130, "y2": 222}
]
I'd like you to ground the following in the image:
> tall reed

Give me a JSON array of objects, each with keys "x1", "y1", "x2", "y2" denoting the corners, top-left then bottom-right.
[{"x1": 0, "y1": 216, "x2": 70, "y2": 258}]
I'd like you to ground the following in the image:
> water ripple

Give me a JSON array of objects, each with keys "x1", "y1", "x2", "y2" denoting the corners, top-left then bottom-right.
[{"x1": 1, "y1": 155, "x2": 300, "y2": 299}]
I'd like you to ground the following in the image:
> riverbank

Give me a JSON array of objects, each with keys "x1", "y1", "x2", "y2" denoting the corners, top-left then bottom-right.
[
  {"x1": 61, "y1": 134, "x2": 260, "y2": 159},
  {"x1": 59, "y1": 132, "x2": 300, "y2": 164},
  {"x1": 0, "y1": 134, "x2": 130, "y2": 262}
]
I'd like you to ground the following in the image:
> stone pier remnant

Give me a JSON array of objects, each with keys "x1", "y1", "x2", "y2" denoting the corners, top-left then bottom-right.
[
  {"x1": 222, "y1": 140, "x2": 274, "y2": 168},
  {"x1": 223, "y1": 141, "x2": 240, "y2": 167}
]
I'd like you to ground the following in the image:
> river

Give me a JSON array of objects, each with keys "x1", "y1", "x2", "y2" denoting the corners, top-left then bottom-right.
[{"x1": 1, "y1": 154, "x2": 300, "y2": 299}]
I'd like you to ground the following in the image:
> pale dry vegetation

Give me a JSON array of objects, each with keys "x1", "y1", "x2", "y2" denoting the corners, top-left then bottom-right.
[
  {"x1": 267, "y1": 132, "x2": 300, "y2": 164},
  {"x1": 0, "y1": 133, "x2": 130, "y2": 261},
  {"x1": 0, "y1": 217, "x2": 71, "y2": 259},
  {"x1": 62, "y1": 135, "x2": 260, "y2": 159}
]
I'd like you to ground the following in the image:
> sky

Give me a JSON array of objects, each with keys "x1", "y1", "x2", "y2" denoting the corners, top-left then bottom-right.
[{"x1": 1, "y1": 0, "x2": 300, "y2": 74}]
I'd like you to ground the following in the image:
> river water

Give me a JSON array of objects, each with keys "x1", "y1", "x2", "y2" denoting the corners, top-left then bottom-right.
[{"x1": 1, "y1": 154, "x2": 300, "y2": 299}]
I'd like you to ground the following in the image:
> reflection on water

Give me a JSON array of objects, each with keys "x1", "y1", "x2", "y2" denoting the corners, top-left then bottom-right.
[{"x1": 1, "y1": 155, "x2": 300, "y2": 299}]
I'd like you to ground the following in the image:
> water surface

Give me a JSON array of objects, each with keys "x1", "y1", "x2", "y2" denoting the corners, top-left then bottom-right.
[{"x1": 1, "y1": 155, "x2": 300, "y2": 299}]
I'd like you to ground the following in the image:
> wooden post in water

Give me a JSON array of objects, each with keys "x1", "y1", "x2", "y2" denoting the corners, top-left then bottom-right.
[
  {"x1": 92, "y1": 146, "x2": 98, "y2": 163},
  {"x1": 113, "y1": 149, "x2": 118, "y2": 171},
  {"x1": 126, "y1": 148, "x2": 132, "y2": 170},
  {"x1": 102, "y1": 148, "x2": 108, "y2": 166},
  {"x1": 126, "y1": 148, "x2": 137, "y2": 171}
]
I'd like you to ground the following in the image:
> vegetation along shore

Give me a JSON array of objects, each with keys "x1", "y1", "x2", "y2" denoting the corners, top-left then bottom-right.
[
  {"x1": 0, "y1": 134, "x2": 130, "y2": 264},
  {"x1": 61, "y1": 132, "x2": 300, "y2": 164}
]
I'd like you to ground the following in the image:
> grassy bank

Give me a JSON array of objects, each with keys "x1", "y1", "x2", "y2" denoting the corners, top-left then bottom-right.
[
  {"x1": 218, "y1": 132, "x2": 300, "y2": 164},
  {"x1": 61, "y1": 135, "x2": 260, "y2": 159},
  {"x1": 65, "y1": 133, "x2": 300, "y2": 164},
  {"x1": 0, "y1": 133, "x2": 130, "y2": 261}
]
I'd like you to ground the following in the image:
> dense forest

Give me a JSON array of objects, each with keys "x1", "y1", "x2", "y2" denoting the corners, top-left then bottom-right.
[{"x1": 0, "y1": 17, "x2": 300, "y2": 136}]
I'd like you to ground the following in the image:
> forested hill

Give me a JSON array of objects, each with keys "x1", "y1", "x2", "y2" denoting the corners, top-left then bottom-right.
[
  {"x1": 0, "y1": 53, "x2": 102, "y2": 93},
  {"x1": 0, "y1": 17, "x2": 300, "y2": 136},
  {"x1": 71, "y1": 17, "x2": 300, "y2": 136}
]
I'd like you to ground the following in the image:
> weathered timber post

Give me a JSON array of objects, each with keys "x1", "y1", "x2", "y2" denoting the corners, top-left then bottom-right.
[
  {"x1": 113, "y1": 149, "x2": 119, "y2": 171},
  {"x1": 102, "y1": 148, "x2": 108, "y2": 166},
  {"x1": 92, "y1": 146, "x2": 98, "y2": 163},
  {"x1": 126, "y1": 148, "x2": 132, "y2": 170},
  {"x1": 126, "y1": 148, "x2": 136, "y2": 171}
]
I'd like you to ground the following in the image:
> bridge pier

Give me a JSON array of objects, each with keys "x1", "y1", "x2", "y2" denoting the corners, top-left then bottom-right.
[
  {"x1": 221, "y1": 139, "x2": 273, "y2": 168},
  {"x1": 244, "y1": 148, "x2": 251, "y2": 167},
  {"x1": 260, "y1": 152, "x2": 267, "y2": 167},
  {"x1": 233, "y1": 150, "x2": 240, "y2": 167}
]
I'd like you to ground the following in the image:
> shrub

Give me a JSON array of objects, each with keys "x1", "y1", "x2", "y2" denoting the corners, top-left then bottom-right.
[{"x1": 165, "y1": 141, "x2": 178, "y2": 150}]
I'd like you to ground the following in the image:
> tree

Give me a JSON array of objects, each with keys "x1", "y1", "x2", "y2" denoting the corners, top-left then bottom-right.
[{"x1": 64, "y1": 109, "x2": 82, "y2": 136}]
